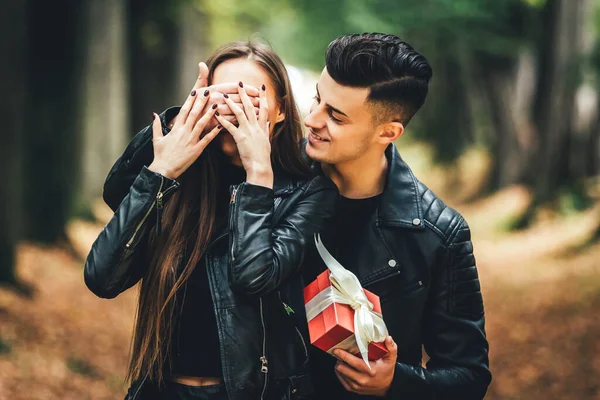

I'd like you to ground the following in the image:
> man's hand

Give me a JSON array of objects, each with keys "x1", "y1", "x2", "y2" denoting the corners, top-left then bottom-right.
[{"x1": 333, "y1": 336, "x2": 398, "y2": 397}]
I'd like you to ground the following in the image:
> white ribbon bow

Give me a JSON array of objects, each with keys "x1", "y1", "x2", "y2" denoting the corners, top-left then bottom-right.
[{"x1": 307, "y1": 234, "x2": 388, "y2": 368}]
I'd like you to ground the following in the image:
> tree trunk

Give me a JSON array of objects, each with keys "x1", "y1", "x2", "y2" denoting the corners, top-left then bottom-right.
[
  {"x1": 174, "y1": 3, "x2": 210, "y2": 100},
  {"x1": 530, "y1": 0, "x2": 587, "y2": 205},
  {"x1": 420, "y1": 37, "x2": 473, "y2": 167},
  {"x1": 80, "y1": 0, "x2": 129, "y2": 209},
  {"x1": 588, "y1": 116, "x2": 600, "y2": 177},
  {"x1": 0, "y1": 0, "x2": 27, "y2": 283},
  {"x1": 476, "y1": 53, "x2": 523, "y2": 192},
  {"x1": 23, "y1": 0, "x2": 86, "y2": 243},
  {"x1": 127, "y1": 0, "x2": 179, "y2": 135}
]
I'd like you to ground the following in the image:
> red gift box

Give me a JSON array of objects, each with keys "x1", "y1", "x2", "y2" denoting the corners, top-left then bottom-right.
[{"x1": 303, "y1": 269, "x2": 388, "y2": 360}]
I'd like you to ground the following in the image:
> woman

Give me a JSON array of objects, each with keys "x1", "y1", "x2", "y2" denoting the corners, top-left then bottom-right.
[{"x1": 84, "y1": 42, "x2": 337, "y2": 400}]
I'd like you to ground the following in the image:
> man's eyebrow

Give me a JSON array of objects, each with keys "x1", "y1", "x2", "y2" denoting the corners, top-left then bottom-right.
[{"x1": 316, "y1": 83, "x2": 350, "y2": 119}]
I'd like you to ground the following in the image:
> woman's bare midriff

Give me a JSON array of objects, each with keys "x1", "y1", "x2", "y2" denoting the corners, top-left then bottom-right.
[{"x1": 171, "y1": 375, "x2": 223, "y2": 387}]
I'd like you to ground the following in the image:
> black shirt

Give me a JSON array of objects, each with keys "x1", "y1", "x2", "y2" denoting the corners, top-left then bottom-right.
[
  {"x1": 320, "y1": 194, "x2": 381, "y2": 269},
  {"x1": 170, "y1": 160, "x2": 246, "y2": 378},
  {"x1": 304, "y1": 194, "x2": 381, "y2": 396},
  {"x1": 304, "y1": 194, "x2": 381, "y2": 284}
]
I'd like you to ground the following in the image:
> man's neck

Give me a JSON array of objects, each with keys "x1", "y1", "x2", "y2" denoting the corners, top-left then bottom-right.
[{"x1": 322, "y1": 150, "x2": 388, "y2": 199}]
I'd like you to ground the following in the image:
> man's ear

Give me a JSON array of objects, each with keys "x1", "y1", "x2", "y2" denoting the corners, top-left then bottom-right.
[{"x1": 377, "y1": 121, "x2": 404, "y2": 144}]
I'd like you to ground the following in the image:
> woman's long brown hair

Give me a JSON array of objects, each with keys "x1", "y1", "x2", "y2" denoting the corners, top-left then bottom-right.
[{"x1": 126, "y1": 41, "x2": 311, "y2": 385}]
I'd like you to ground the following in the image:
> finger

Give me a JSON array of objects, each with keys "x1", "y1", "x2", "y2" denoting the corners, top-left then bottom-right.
[
  {"x1": 178, "y1": 89, "x2": 200, "y2": 126},
  {"x1": 215, "y1": 114, "x2": 240, "y2": 140},
  {"x1": 238, "y1": 82, "x2": 258, "y2": 123},
  {"x1": 222, "y1": 93, "x2": 248, "y2": 129},
  {"x1": 383, "y1": 336, "x2": 398, "y2": 360},
  {"x1": 210, "y1": 82, "x2": 260, "y2": 96},
  {"x1": 215, "y1": 94, "x2": 259, "y2": 107},
  {"x1": 191, "y1": 103, "x2": 218, "y2": 139},
  {"x1": 194, "y1": 62, "x2": 209, "y2": 89},
  {"x1": 215, "y1": 115, "x2": 237, "y2": 125},
  {"x1": 335, "y1": 361, "x2": 365, "y2": 384},
  {"x1": 151, "y1": 113, "x2": 163, "y2": 142},
  {"x1": 195, "y1": 124, "x2": 222, "y2": 153},
  {"x1": 216, "y1": 104, "x2": 259, "y2": 116},
  {"x1": 258, "y1": 84, "x2": 268, "y2": 129},
  {"x1": 335, "y1": 369, "x2": 356, "y2": 393},
  {"x1": 185, "y1": 89, "x2": 212, "y2": 129},
  {"x1": 334, "y1": 350, "x2": 373, "y2": 375}
]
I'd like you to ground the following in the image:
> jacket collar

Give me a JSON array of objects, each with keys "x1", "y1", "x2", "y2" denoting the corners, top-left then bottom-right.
[
  {"x1": 306, "y1": 141, "x2": 424, "y2": 229},
  {"x1": 273, "y1": 171, "x2": 303, "y2": 196},
  {"x1": 377, "y1": 143, "x2": 424, "y2": 229},
  {"x1": 273, "y1": 177, "x2": 296, "y2": 196}
]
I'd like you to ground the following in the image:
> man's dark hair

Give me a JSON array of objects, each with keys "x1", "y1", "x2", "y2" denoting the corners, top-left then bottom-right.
[{"x1": 326, "y1": 33, "x2": 432, "y2": 125}]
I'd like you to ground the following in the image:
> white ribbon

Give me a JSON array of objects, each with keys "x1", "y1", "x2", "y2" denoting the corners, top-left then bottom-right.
[{"x1": 306, "y1": 234, "x2": 388, "y2": 368}]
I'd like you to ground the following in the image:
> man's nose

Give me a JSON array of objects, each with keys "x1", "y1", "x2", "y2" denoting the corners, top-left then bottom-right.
[{"x1": 304, "y1": 107, "x2": 326, "y2": 130}]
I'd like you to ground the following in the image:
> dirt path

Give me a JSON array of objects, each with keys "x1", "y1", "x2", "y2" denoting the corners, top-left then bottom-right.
[{"x1": 1, "y1": 152, "x2": 599, "y2": 398}]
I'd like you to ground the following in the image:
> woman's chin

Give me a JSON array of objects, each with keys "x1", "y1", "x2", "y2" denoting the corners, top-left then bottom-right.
[{"x1": 218, "y1": 134, "x2": 242, "y2": 165}]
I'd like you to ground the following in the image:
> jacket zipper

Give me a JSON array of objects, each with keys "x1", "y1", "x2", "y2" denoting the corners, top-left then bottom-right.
[
  {"x1": 155, "y1": 190, "x2": 164, "y2": 236},
  {"x1": 295, "y1": 325, "x2": 308, "y2": 361},
  {"x1": 229, "y1": 185, "x2": 239, "y2": 262},
  {"x1": 259, "y1": 297, "x2": 269, "y2": 400},
  {"x1": 125, "y1": 176, "x2": 165, "y2": 249},
  {"x1": 130, "y1": 376, "x2": 147, "y2": 400},
  {"x1": 228, "y1": 182, "x2": 269, "y2": 398}
]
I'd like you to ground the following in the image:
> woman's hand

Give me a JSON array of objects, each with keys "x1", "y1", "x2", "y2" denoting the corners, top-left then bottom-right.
[
  {"x1": 216, "y1": 82, "x2": 273, "y2": 188},
  {"x1": 148, "y1": 90, "x2": 221, "y2": 180},
  {"x1": 167, "y1": 62, "x2": 260, "y2": 132},
  {"x1": 202, "y1": 83, "x2": 261, "y2": 132}
]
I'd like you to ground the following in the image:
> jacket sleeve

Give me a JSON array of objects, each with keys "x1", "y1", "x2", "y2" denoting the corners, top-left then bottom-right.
[
  {"x1": 103, "y1": 107, "x2": 181, "y2": 211},
  {"x1": 386, "y1": 218, "x2": 491, "y2": 399},
  {"x1": 84, "y1": 166, "x2": 179, "y2": 299},
  {"x1": 228, "y1": 176, "x2": 338, "y2": 296}
]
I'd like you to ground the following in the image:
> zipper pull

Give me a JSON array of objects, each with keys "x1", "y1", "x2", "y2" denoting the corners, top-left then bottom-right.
[
  {"x1": 230, "y1": 185, "x2": 238, "y2": 204},
  {"x1": 156, "y1": 191, "x2": 164, "y2": 236},
  {"x1": 260, "y1": 356, "x2": 269, "y2": 373},
  {"x1": 282, "y1": 301, "x2": 295, "y2": 315}
]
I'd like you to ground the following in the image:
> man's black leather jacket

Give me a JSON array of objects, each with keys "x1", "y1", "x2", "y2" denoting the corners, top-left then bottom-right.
[
  {"x1": 84, "y1": 108, "x2": 338, "y2": 400},
  {"x1": 298, "y1": 143, "x2": 491, "y2": 400}
]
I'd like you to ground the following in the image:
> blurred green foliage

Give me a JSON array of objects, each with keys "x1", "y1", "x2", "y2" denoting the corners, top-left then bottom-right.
[
  {"x1": 66, "y1": 355, "x2": 100, "y2": 378},
  {"x1": 193, "y1": 0, "x2": 543, "y2": 165},
  {"x1": 198, "y1": 0, "x2": 538, "y2": 68},
  {"x1": 0, "y1": 337, "x2": 11, "y2": 354}
]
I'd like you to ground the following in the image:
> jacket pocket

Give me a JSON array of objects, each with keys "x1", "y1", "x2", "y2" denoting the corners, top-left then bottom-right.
[{"x1": 365, "y1": 271, "x2": 427, "y2": 305}]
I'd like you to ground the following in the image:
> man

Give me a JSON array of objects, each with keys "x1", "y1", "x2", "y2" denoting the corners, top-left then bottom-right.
[{"x1": 299, "y1": 33, "x2": 491, "y2": 399}]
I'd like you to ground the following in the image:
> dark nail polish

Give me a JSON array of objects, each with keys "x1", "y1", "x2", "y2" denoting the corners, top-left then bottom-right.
[
  {"x1": 239, "y1": 81, "x2": 243, "y2": 88},
  {"x1": 261, "y1": 84, "x2": 266, "y2": 91},
  {"x1": 215, "y1": 111, "x2": 220, "y2": 116},
  {"x1": 212, "y1": 103, "x2": 218, "y2": 109},
  {"x1": 217, "y1": 124, "x2": 222, "y2": 129},
  {"x1": 204, "y1": 89, "x2": 210, "y2": 97},
  {"x1": 151, "y1": 113, "x2": 155, "y2": 120},
  {"x1": 223, "y1": 93, "x2": 229, "y2": 99},
  {"x1": 191, "y1": 89, "x2": 196, "y2": 96}
]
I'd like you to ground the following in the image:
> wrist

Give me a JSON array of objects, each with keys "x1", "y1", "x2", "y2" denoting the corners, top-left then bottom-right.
[
  {"x1": 148, "y1": 161, "x2": 178, "y2": 180},
  {"x1": 246, "y1": 166, "x2": 274, "y2": 189}
]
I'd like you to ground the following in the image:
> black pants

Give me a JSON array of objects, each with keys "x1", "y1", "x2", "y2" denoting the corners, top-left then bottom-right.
[{"x1": 160, "y1": 381, "x2": 228, "y2": 400}]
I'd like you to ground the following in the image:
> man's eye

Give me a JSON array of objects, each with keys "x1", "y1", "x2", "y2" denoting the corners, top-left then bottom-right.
[{"x1": 329, "y1": 114, "x2": 342, "y2": 124}]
